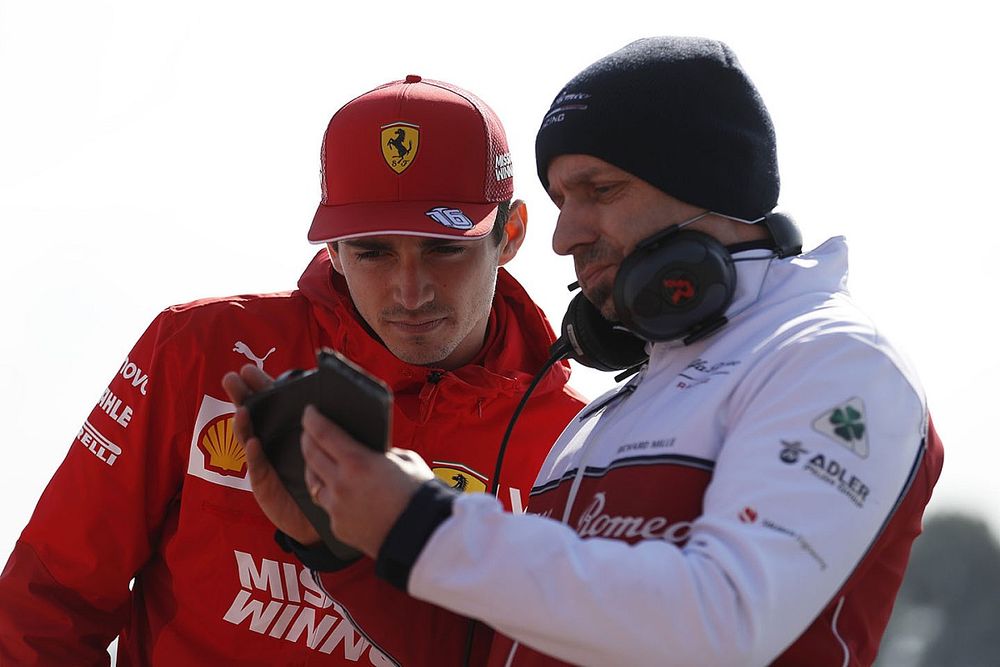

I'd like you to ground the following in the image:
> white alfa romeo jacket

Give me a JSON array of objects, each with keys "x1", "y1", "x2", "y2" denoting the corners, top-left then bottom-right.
[{"x1": 399, "y1": 237, "x2": 944, "y2": 667}]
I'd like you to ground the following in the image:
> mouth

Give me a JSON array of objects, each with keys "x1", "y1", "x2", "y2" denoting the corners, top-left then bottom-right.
[
  {"x1": 384, "y1": 317, "x2": 447, "y2": 334},
  {"x1": 576, "y1": 263, "x2": 613, "y2": 290}
]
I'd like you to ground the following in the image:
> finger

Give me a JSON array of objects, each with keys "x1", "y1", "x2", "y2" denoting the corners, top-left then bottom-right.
[
  {"x1": 302, "y1": 435, "x2": 335, "y2": 513},
  {"x1": 308, "y1": 482, "x2": 324, "y2": 507},
  {"x1": 304, "y1": 465, "x2": 325, "y2": 505},
  {"x1": 244, "y1": 436, "x2": 278, "y2": 488},
  {"x1": 242, "y1": 433, "x2": 269, "y2": 474},
  {"x1": 221, "y1": 371, "x2": 252, "y2": 405},
  {"x1": 388, "y1": 447, "x2": 419, "y2": 463},
  {"x1": 386, "y1": 448, "x2": 435, "y2": 482},
  {"x1": 241, "y1": 431, "x2": 266, "y2": 466},
  {"x1": 231, "y1": 405, "x2": 256, "y2": 447},
  {"x1": 301, "y1": 427, "x2": 338, "y2": 486},
  {"x1": 304, "y1": 462, "x2": 322, "y2": 492},
  {"x1": 301, "y1": 404, "x2": 353, "y2": 456},
  {"x1": 239, "y1": 364, "x2": 275, "y2": 392}
]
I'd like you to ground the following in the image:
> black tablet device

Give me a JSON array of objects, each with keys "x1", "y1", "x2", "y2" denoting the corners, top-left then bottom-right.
[{"x1": 243, "y1": 348, "x2": 392, "y2": 561}]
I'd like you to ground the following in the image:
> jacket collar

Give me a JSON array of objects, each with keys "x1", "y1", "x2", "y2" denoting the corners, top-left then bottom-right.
[
  {"x1": 648, "y1": 236, "x2": 850, "y2": 358},
  {"x1": 295, "y1": 250, "x2": 571, "y2": 400}
]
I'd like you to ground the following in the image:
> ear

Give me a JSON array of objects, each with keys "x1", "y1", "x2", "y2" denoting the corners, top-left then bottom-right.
[
  {"x1": 325, "y1": 242, "x2": 346, "y2": 275},
  {"x1": 497, "y1": 199, "x2": 528, "y2": 266}
]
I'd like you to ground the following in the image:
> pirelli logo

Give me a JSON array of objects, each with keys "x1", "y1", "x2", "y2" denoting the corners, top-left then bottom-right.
[{"x1": 77, "y1": 420, "x2": 123, "y2": 466}]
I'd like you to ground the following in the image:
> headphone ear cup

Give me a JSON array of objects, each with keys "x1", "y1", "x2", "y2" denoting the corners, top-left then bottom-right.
[
  {"x1": 614, "y1": 230, "x2": 736, "y2": 342},
  {"x1": 560, "y1": 292, "x2": 648, "y2": 372},
  {"x1": 762, "y1": 212, "x2": 802, "y2": 258}
]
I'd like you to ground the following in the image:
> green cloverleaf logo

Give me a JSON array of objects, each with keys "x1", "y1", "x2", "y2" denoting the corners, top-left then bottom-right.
[{"x1": 830, "y1": 406, "x2": 865, "y2": 442}]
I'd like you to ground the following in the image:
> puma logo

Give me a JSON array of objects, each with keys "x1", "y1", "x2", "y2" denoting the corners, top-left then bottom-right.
[{"x1": 233, "y1": 341, "x2": 275, "y2": 370}]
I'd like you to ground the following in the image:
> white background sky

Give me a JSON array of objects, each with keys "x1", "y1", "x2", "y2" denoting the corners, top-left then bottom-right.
[{"x1": 2, "y1": 0, "x2": 997, "y2": 566}]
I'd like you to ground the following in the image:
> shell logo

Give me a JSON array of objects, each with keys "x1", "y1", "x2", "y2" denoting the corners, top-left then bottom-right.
[{"x1": 197, "y1": 414, "x2": 247, "y2": 477}]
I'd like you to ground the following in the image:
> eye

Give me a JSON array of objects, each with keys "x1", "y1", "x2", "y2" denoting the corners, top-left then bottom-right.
[
  {"x1": 355, "y1": 250, "x2": 387, "y2": 261},
  {"x1": 593, "y1": 182, "x2": 622, "y2": 198},
  {"x1": 432, "y1": 245, "x2": 466, "y2": 256}
]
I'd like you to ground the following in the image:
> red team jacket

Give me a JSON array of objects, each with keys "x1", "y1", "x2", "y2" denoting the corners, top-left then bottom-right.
[{"x1": 0, "y1": 251, "x2": 586, "y2": 666}]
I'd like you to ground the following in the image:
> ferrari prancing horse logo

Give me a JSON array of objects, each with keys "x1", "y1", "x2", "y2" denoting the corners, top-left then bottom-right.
[
  {"x1": 381, "y1": 122, "x2": 420, "y2": 174},
  {"x1": 431, "y1": 461, "x2": 487, "y2": 494}
]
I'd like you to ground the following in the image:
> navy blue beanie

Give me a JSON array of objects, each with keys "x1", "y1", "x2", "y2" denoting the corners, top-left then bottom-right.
[{"x1": 535, "y1": 36, "x2": 779, "y2": 221}]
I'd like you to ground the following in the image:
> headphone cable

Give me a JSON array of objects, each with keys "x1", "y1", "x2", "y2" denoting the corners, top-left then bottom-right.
[
  {"x1": 461, "y1": 347, "x2": 567, "y2": 666},
  {"x1": 489, "y1": 346, "x2": 567, "y2": 497}
]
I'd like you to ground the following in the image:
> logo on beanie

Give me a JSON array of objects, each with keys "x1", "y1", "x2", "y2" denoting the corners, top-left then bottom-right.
[
  {"x1": 381, "y1": 122, "x2": 420, "y2": 174},
  {"x1": 425, "y1": 207, "x2": 474, "y2": 230},
  {"x1": 540, "y1": 91, "x2": 590, "y2": 130}
]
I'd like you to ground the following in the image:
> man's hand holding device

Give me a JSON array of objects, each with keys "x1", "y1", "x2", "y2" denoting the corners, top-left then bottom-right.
[{"x1": 223, "y1": 349, "x2": 400, "y2": 560}]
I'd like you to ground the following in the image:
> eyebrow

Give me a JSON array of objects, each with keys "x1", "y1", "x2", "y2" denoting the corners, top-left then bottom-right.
[
  {"x1": 420, "y1": 237, "x2": 471, "y2": 248},
  {"x1": 341, "y1": 239, "x2": 391, "y2": 251},
  {"x1": 547, "y1": 166, "x2": 621, "y2": 197}
]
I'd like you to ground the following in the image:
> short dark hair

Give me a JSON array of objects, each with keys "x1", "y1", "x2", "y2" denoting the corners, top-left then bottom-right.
[{"x1": 490, "y1": 199, "x2": 511, "y2": 246}]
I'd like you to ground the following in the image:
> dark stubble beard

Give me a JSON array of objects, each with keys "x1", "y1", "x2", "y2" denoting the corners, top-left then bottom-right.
[{"x1": 574, "y1": 239, "x2": 622, "y2": 321}]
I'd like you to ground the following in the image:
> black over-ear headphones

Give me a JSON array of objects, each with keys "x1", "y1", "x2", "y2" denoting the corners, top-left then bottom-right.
[
  {"x1": 552, "y1": 212, "x2": 803, "y2": 371},
  {"x1": 554, "y1": 292, "x2": 649, "y2": 373}
]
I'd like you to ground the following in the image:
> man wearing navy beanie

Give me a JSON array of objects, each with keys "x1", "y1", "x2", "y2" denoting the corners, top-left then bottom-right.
[
  {"x1": 291, "y1": 37, "x2": 944, "y2": 667},
  {"x1": 535, "y1": 36, "x2": 779, "y2": 222}
]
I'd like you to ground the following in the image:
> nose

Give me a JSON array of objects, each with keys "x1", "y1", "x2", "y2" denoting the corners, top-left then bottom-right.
[
  {"x1": 551, "y1": 200, "x2": 597, "y2": 256},
  {"x1": 392, "y1": 254, "x2": 435, "y2": 310}
]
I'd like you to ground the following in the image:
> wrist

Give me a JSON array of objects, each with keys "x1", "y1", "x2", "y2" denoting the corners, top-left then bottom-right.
[
  {"x1": 375, "y1": 479, "x2": 457, "y2": 590},
  {"x1": 274, "y1": 530, "x2": 360, "y2": 572}
]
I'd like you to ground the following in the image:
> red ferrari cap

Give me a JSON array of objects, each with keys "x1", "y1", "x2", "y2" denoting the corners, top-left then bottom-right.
[{"x1": 308, "y1": 75, "x2": 514, "y2": 243}]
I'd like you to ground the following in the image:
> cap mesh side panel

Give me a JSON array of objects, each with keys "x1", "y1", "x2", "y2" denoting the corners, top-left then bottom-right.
[{"x1": 429, "y1": 80, "x2": 513, "y2": 203}]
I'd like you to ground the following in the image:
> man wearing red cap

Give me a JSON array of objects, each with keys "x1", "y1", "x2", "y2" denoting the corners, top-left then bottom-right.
[{"x1": 0, "y1": 76, "x2": 585, "y2": 665}]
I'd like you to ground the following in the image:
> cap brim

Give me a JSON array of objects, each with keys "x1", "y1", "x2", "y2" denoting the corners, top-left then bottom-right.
[{"x1": 308, "y1": 200, "x2": 499, "y2": 244}]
